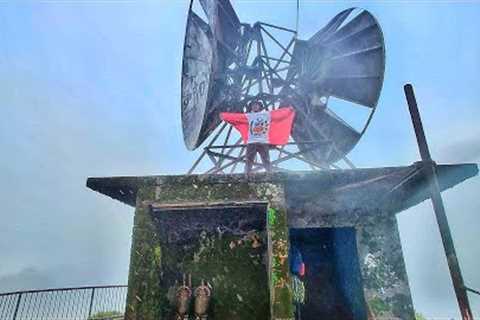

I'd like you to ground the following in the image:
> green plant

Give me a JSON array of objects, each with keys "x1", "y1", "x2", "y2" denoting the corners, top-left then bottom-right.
[{"x1": 88, "y1": 310, "x2": 123, "y2": 320}]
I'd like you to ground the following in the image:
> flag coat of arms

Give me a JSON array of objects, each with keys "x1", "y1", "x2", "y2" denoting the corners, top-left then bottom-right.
[{"x1": 220, "y1": 106, "x2": 295, "y2": 145}]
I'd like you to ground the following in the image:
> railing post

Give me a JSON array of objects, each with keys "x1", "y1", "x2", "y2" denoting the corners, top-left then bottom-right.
[
  {"x1": 88, "y1": 287, "x2": 96, "y2": 318},
  {"x1": 12, "y1": 293, "x2": 22, "y2": 320}
]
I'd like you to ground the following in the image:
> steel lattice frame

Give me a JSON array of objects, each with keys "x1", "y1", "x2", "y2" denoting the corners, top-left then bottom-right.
[
  {"x1": 183, "y1": 3, "x2": 385, "y2": 174},
  {"x1": 187, "y1": 20, "x2": 356, "y2": 174}
]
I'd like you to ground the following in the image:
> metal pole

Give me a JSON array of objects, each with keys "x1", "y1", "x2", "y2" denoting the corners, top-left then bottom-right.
[
  {"x1": 12, "y1": 293, "x2": 22, "y2": 320},
  {"x1": 295, "y1": 0, "x2": 300, "y2": 38},
  {"x1": 465, "y1": 286, "x2": 480, "y2": 297},
  {"x1": 403, "y1": 83, "x2": 473, "y2": 320},
  {"x1": 88, "y1": 287, "x2": 95, "y2": 318},
  {"x1": 187, "y1": 123, "x2": 228, "y2": 174},
  {"x1": 256, "y1": 26, "x2": 264, "y2": 95}
]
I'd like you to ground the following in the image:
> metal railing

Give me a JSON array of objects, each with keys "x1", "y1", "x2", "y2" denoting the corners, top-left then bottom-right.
[{"x1": 0, "y1": 285, "x2": 127, "y2": 320}]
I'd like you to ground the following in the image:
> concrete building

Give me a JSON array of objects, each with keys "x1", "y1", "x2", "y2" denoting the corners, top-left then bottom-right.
[{"x1": 87, "y1": 162, "x2": 477, "y2": 320}]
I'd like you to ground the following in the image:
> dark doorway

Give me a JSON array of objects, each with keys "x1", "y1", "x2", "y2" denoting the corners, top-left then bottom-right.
[
  {"x1": 289, "y1": 227, "x2": 367, "y2": 320},
  {"x1": 150, "y1": 203, "x2": 270, "y2": 319}
]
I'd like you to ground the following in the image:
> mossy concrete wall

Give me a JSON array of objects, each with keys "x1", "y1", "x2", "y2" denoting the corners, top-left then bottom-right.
[
  {"x1": 286, "y1": 181, "x2": 415, "y2": 320},
  {"x1": 122, "y1": 174, "x2": 415, "y2": 320},
  {"x1": 357, "y1": 214, "x2": 414, "y2": 320},
  {"x1": 125, "y1": 177, "x2": 293, "y2": 320},
  {"x1": 88, "y1": 166, "x2": 478, "y2": 320}
]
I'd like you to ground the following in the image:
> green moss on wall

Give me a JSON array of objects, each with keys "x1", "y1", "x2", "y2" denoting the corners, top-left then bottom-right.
[
  {"x1": 368, "y1": 297, "x2": 390, "y2": 315},
  {"x1": 267, "y1": 207, "x2": 293, "y2": 319},
  {"x1": 359, "y1": 215, "x2": 414, "y2": 320},
  {"x1": 126, "y1": 180, "x2": 294, "y2": 320},
  {"x1": 154, "y1": 181, "x2": 256, "y2": 204},
  {"x1": 125, "y1": 205, "x2": 168, "y2": 320},
  {"x1": 162, "y1": 231, "x2": 269, "y2": 319}
]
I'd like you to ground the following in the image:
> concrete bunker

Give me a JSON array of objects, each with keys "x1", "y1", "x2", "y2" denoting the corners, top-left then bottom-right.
[{"x1": 87, "y1": 163, "x2": 478, "y2": 320}]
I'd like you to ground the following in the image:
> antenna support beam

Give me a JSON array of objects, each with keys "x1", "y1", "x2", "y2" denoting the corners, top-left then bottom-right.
[{"x1": 404, "y1": 83, "x2": 474, "y2": 320}]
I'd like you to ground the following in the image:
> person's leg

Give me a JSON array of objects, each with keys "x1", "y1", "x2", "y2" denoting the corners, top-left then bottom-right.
[
  {"x1": 245, "y1": 144, "x2": 256, "y2": 174},
  {"x1": 258, "y1": 144, "x2": 272, "y2": 172}
]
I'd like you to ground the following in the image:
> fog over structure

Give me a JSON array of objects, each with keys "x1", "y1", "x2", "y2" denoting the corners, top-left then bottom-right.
[{"x1": 0, "y1": 2, "x2": 479, "y2": 319}]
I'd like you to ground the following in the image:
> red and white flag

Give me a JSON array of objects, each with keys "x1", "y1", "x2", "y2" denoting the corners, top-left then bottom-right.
[{"x1": 220, "y1": 106, "x2": 295, "y2": 145}]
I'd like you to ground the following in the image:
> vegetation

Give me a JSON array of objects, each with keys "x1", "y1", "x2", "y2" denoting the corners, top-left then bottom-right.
[{"x1": 87, "y1": 310, "x2": 123, "y2": 320}]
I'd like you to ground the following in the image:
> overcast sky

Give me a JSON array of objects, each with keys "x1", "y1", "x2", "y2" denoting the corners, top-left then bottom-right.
[{"x1": 0, "y1": 1, "x2": 479, "y2": 319}]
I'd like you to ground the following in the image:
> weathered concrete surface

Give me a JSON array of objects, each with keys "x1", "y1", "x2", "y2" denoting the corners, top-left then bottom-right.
[
  {"x1": 357, "y1": 214, "x2": 414, "y2": 319},
  {"x1": 123, "y1": 179, "x2": 293, "y2": 320},
  {"x1": 87, "y1": 163, "x2": 478, "y2": 213},
  {"x1": 86, "y1": 162, "x2": 478, "y2": 320},
  {"x1": 128, "y1": 203, "x2": 270, "y2": 319}
]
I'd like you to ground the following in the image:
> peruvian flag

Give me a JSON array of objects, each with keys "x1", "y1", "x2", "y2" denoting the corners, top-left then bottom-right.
[{"x1": 220, "y1": 106, "x2": 295, "y2": 145}]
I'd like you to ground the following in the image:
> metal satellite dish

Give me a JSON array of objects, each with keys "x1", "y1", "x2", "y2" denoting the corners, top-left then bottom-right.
[
  {"x1": 181, "y1": 2, "x2": 386, "y2": 173},
  {"x1": 288, "y1": 8, "x2": 385, "y2": 164},
  {"x1": 181, "y1": 0, "x2": 242, "y2": 150}
]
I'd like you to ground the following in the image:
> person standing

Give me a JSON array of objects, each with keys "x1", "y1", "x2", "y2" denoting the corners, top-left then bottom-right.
[
  {"x1": 244, "y1": 101, "x2": 272, "y2": 174},
  {"x1": 220, "y1": 100, "x2": 295, "y2": 174}
]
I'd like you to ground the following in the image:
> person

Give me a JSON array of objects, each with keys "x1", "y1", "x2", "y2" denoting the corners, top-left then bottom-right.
[
  {"x1": 290, "y1": 245, "x2": 306, "y2": 320},
  {"x1": 244, "y1": 101, "x2": 272, "y2": 174},
  {"x1": 220, "y1": 100, "x2": 295, "y2": 174}
]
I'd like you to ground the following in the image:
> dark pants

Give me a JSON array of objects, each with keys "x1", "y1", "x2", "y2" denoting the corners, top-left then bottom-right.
[{"x1": 245, "y1": 143, "x2": 272, "y2": 174}]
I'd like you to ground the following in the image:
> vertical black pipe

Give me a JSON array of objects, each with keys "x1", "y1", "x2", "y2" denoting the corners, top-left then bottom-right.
[
  {"x1": 12, "y1": 293, "x2": 22, "y2": 320},
  {"x1": 255, "y1": 24, "x2": 264, "y2": 95},
  {"x1": 88, "y1": 287, "x2": 96, "y2": 318},
  {"x1": 404, "y1": 83, "x2": 473, "y2": 320}
]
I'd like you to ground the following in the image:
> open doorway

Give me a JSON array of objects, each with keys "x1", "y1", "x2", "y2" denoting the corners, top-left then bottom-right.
[
  {"x1": 289, "y1": 227, "x2": 367, "y2": 320},
  {"x1": 150, "y1": 203, "x2": 270, "y2": 319}
]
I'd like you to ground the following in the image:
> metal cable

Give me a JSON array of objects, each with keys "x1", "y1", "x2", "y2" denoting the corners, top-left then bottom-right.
[{"x1": 295, "y1": 0, "x2": 300, "y2": 38}]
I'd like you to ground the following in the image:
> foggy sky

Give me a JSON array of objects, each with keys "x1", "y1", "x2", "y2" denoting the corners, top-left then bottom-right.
[{"x1": 0, "y1": 1, "x2": 479, "y2": 319}]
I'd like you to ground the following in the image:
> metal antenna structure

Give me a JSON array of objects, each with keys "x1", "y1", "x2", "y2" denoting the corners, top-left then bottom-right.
[{"x1": 181, "y1": 1, "x2": 386, "y2": 174}]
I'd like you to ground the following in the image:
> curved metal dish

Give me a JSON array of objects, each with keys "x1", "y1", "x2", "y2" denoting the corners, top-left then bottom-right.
[
  {"x1": 181, "y1": 0, "x2": 241, "y2": 150},
  {"x1": 181, "y1": 3, "x2": 386, "y2": 167},
  {"x1": 290, "y1": 8, "x2": 386, "y2": 164}
]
